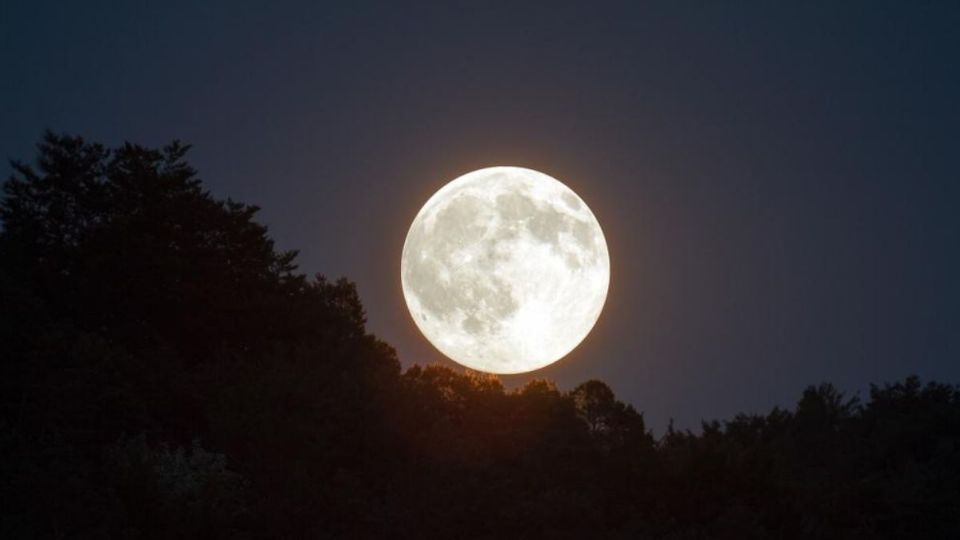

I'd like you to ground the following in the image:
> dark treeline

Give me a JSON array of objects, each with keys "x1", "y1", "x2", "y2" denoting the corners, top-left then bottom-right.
[{"x1": 2, "y1": 133, "x2": 958, "y2": 539}]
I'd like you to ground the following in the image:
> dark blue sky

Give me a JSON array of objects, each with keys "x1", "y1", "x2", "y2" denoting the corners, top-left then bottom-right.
[{"x1": 3, "y1": 1, "x2": 958, "y2": 429}]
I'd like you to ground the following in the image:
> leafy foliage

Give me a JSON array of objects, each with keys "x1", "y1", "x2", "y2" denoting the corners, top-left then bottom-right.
[{"x1": 2, "y1": 133, "x2": 959, "y2": 538}]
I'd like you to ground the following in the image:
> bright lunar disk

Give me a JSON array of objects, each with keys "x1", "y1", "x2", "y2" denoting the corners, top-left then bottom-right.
[{"x1": 401, "y1": 166, "x2": 610, "y2": 374}]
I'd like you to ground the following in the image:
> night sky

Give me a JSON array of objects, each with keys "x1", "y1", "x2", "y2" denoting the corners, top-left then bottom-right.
[{"x1": 2, "y1": 1, "x2": 958, "y2": 430}]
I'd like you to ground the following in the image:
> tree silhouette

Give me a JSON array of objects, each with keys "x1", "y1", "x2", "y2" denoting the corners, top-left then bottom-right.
[{"x1": 2, "y1": 132, "x2": 959, "y2": 539}]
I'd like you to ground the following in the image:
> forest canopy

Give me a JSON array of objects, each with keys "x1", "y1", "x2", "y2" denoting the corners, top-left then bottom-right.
[{"x1": 2, "y1": 133, "x2": 958, "y2": 539}]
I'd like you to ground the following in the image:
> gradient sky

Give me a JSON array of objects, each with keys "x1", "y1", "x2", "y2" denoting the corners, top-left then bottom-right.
[{"x1": 2, "y1": 1, "x2": 958, "y2": 430}]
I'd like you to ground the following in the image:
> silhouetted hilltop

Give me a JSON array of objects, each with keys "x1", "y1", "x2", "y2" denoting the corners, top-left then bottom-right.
[{"x1": 2, "y1": 133, "x2": 958, "y2": 539}]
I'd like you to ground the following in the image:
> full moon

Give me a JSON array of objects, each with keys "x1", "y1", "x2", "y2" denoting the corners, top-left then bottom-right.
[{"x1": 401, "y1": 166, "x2": 610, "y2": 374}]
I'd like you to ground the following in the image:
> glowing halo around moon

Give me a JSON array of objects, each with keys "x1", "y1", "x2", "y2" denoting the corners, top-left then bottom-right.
[{"x1": 400, "y1": 166, "x2": 610, "y2": 374}]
